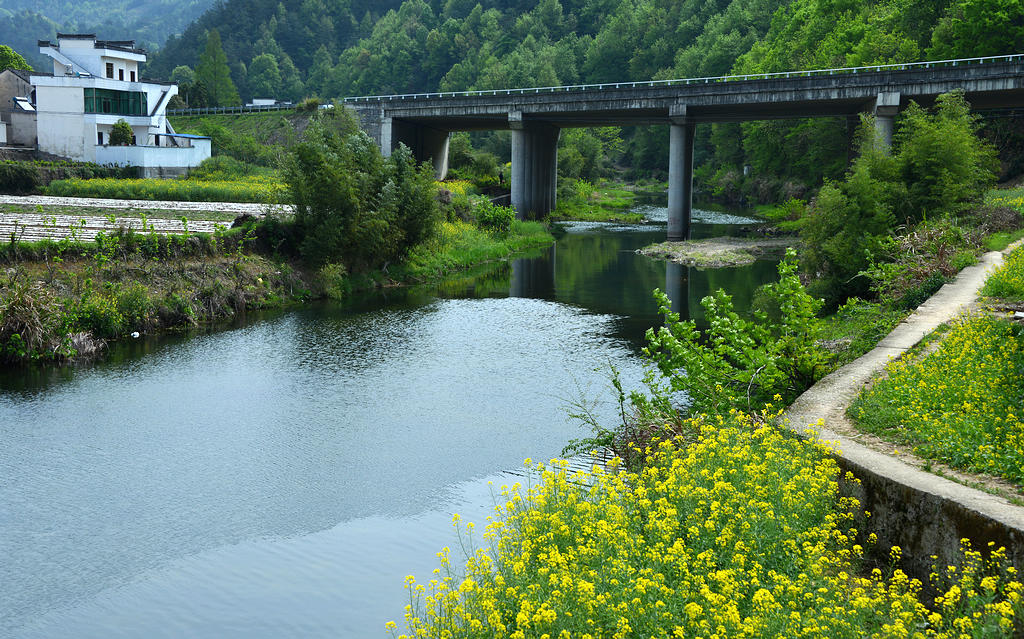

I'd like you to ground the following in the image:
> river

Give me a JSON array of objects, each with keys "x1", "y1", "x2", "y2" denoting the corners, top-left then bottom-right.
[{"x1": 0, "y1": 205, "x2": 779, "y2": 638}]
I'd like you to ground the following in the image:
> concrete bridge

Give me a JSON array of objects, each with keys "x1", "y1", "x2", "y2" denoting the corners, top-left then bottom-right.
[{"x1": 344, "y1": 54, "x2": 1024, "y2": 239}]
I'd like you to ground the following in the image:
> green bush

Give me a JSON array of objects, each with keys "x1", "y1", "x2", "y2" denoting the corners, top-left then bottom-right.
[
  {"x1": 109, "y1": 119, "x2": 134, "y2": 146},
  {"x1": 644, "y1": 249, "x2": 826, "y2": 416},
  {"x1": 77, "y1": 293, "x2": 126, "y2": 338},
  {"x1": 0, "y1": 162, "x2": 40, "y2": 194},
  {"x1": 116, "y1": 283, "x2": 153, "y2": 327},
  {"x1": 318, "y1": 262, "x2": 349, "y2": 300},
  {"x1": 473, "y1": 200, "x2": 515, "y2": 235},
  {"x1": 282, "y1": 112, "x2": 439, "y2": 269}
]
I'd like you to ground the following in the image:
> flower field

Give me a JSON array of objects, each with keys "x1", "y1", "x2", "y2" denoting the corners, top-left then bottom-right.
[
  {"x1": 391, "y1": 412, "x2": 1023, "y2": 638},
  {"x1": 850, "y1": 314, "x2": 1024, "y2": 483},
  {"x1": 44, "y1": 175, "x2": 287, "y2": 203},
  {"x1": 981, "y1": 245, "x2": 1024, "y2": 299}
]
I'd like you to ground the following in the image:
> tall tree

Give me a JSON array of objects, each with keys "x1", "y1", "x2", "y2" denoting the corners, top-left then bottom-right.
[
  {"x1": 0, "y1": 44, "x2": 32, "y2": 71},
  {"x1": 195, "y1": 29, "x2": 241, "y2": 107}
]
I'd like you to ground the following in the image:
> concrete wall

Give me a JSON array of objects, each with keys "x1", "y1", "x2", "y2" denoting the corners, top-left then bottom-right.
[
  {"x1": 95, "y1": 138, "x2": 211, "y2": 172},
  {"x1": 9, "y1": 112, "x2": 36, "y2": 146}
]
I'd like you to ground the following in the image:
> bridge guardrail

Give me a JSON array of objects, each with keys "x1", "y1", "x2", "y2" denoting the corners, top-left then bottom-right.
[
  {"x1": 166, "y1": 53, "x2": 1024, "y2": 116},
  {"x1": 339, "y1": 53, "x2": 1024, "y2": 103}
]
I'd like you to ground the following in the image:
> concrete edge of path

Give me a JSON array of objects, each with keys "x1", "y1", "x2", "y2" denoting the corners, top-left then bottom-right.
[{"x1": 784, "y1": 246, "x2": 1024, "y2": 578}]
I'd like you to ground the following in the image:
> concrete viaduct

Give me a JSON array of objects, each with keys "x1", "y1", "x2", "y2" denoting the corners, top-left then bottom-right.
[{"x1": 344, "y1": 54, "x2": 1024, "y2": 240}]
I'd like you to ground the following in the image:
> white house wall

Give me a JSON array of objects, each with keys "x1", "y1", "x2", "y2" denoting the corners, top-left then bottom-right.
[{"x1": 35, "y1": 85, "x2": 90, "y2": 161}]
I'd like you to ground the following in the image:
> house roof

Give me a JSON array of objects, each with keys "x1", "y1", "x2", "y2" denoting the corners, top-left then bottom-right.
[
  {"x1": 39, "y1": 34, "x2": 147, "y2": 56},
  {"x1": 4, "y1": 69, "x2": 34, "y2": 84}
]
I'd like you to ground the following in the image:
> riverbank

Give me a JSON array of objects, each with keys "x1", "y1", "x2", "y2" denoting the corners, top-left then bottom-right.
[{"x1": 0, "y1": 216, "x2": 554, "y2": 365}]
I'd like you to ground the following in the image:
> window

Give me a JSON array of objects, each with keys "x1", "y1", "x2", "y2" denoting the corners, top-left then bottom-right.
[
  {"x1": 118, "y1": 69, "x2": 124, "y2": 81},
  {"x1": 105, "y1": 63, "x2": 114, "y2": 79},
  {"x1": 84, "y1": 88, "x2": 148, "y2": 116},
  {"x1": 154, "y1": 134, "x2": 160, "y2": 146},
  {"x1": 97, "y1": 131, "x2": 104, "y2": 145},
  {"x1": 130, "y1": 71, "x2": 136, "y2": 82}
]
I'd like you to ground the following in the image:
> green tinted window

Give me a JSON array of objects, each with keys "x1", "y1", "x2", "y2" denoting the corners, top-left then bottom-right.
[{"x1": 83, "y1": 88, "x2": 148, "y2": 116}]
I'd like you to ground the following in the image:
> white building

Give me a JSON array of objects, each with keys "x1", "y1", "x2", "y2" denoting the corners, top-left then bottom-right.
[{"x1": 28, "y1": 33, "x2": 210, "y2": 176}]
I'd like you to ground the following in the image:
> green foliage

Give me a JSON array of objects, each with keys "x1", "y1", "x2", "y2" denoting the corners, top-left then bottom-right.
[
  {"x1": 850, "y1": 315, "x2": 1024, "y2": 484},
  {"x1": 472, "y1": 200, "x2": 514, "y2": 235},
  {"x1": 195, "y1": 29, "x2": 241, "y2": 107},
  {"x1": 283, "y1": 111, "x2": 440, "y2": 269},
  {"x1": 643, "y1": 249, "x2": 826, "y2": 416},
  {"x1": 317, "y1": 262, "x2": 350, "y2": 300},
  {"x1": 982, "y1": 244, "x2": 1024, "y2": 299},
  {"x1": 109, "y1": 119, "x2": 134, "y2": 146},
  {"x1": 0, "y1": 44, "x2": 32, "y2": 70},
  {"x1": 801, "y1": 94, "x2": 997, "y2": 306},
  {"x1": 44, "y1": 175, "x2": 285, "y2": 203},
  {"x1": 0, "y1": 162, "x2": 40, "y2": 194},
  {"x1": 558, "y1": 127, "x2": 624, "y2": 181},
  {"x1": 893, "y1": 92, "x2": 999, "y2": 223},
  {"x1": 928, "y1": 0, "x2": 1024, "y2": 59},
  {"x1": 0, "y1": 276, "x2": 75, "y2": 363}
]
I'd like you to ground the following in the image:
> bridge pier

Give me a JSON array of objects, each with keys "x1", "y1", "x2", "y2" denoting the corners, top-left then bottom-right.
[
  {"x1": 510, "y1": 113, "x2": 560, "y2": 220},
  {"x1": 667, "y1": 113, "x2": 695, "y2": 241},
  {"x1": 874, "y1": 92, "x2": 901, "y2": 149},
  {"x1": 381, "y1": 117, "x2": 451, "y2": 179}
]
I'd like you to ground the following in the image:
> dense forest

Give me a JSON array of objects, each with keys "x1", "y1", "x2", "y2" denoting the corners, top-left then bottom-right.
[{"x1": 0, "y1": 0, "x2": 214, "y2": 69}]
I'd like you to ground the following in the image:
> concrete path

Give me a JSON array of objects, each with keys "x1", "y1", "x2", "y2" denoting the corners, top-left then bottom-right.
[{"x1": 784, "y1": 245, "x2": 1024, "y2": 575}]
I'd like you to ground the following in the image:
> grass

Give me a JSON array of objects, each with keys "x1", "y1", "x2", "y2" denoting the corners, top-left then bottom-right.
[
  {"x1": 393, "y1": 410, "x2": 1024, "y2": 638},
  {"x1": 849, "y1": 314, "x2": 1024, "y2": 485},
  {"x1": 818, "y1": 298, "x2": 908, "y2": 372},
  {"x1": 0, "y1": 228, "x2": 310, "y2": 363},
  {"x1": 981, "y1": 244, "x2": 1024, "y2": 299},
  {"x1": 395, "y1": 219, "x2": 553, "y2": 281},
  {"x1": 43, "y1": 175, "x2": 287, "y2": 203},
  {"x1": 553, "y1": 179, "x2": 646, "y2": 222}
]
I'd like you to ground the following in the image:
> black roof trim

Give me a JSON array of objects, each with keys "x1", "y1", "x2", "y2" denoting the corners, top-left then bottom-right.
[{"x1": 56, "y1": 33, "x2": 98, "y2": 40}]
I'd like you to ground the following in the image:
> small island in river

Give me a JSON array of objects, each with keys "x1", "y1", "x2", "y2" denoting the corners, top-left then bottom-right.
[{"x1": 638, "y1": 235, "x2": 797, "y2": 268}]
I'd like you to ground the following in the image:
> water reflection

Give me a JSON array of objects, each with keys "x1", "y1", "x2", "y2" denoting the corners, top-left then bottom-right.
[{"x1": 0, "y1": 207, "x2": 783, "y2": 638}]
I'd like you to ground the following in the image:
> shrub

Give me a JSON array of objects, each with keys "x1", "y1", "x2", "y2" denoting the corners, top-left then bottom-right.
[
  {"x1": 116, "y1": 283, "x2": 153, "y2": 328},
  {"x1": 283, "y1": 113, "x2": 439, "y2": 269},
  {"x1": 473, "y1": 201, "x2": 515, "y2": 235},
  {"x1": 644, "y1": 249, "x2": 826, "y2": 417},
  {"x1": 395, "y1": 412, "x2": 1024, "y2": 638},
  {"x1": 318, "y1": 262, "x2": 349, "y2": 300},
  {"x1": 109, "y1": 119, "x2": 134, "y2": 146},
  {"x1": 0, "y1": 162, "x2": 40, "y2": 194},
  {"x1": 76, "y1": 293, "x2": 125, "y2": 338},
  {"x1": 0, "y1": 278, "x2": 75, "y2": 362}
]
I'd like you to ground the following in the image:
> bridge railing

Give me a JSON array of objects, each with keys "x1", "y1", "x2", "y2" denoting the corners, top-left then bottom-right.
[
  {"x1": 167, "y1": 103, "x2": 298, "y2": 116},
  {"x1": 339, "y1": 53, "x2": 1024, "y2": 104}
]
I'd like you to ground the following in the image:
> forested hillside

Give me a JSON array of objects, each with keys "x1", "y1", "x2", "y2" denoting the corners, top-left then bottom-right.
[
  {"x1": 142, "y1": 0, "x2": 1024, "y2": 190},
  {"x1": 0, "y1": 0, "x2": 214, "y2": 69}
]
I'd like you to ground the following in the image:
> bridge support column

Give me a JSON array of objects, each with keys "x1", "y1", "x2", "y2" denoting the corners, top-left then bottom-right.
[
  {"x1": 510, "y1": 112, "x2": 560, "y2": 220},
  {"x1": 381, "y1": 118, "x2": 451, "y2": 179},
  {"x1": 874, "y1": 92, "x2": 901, "y2": 150},
  {"x1": 667, "y1": 112, "x2": 695, "y2": 241}
]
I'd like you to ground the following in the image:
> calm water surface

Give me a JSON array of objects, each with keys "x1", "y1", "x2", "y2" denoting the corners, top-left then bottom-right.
[{"x1": 0, "y1": 206, "x2": 778, "y2": 638}]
